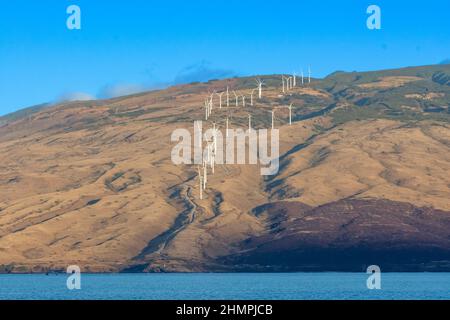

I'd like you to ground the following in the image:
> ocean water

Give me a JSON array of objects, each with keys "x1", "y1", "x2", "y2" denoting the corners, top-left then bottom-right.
[{"x1": 0, "y1": 273, "x2": 449, "y2": 300}]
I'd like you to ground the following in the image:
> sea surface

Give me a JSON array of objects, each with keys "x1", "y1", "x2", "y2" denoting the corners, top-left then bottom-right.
[{"x1": 0, "y1": 273, "x2": 449, "y2": 300}]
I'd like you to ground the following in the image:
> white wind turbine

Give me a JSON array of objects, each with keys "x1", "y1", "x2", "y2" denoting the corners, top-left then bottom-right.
[
  {"x1": 232, "y1": 91, "x2": 239, "y2": 106},
  {"x1": 308, "y1": 66, "x2": 311, "y2": 84},
  {"x1": 250, "y1": 89, "x2": 256, "y2": 106},
  {"x1": 282, "y1": 76, "x2": 286, "y2": 93},
  {"x1": 256, "y1": 79, "x2": 264, "y2": 99},
  {"x1": 226, "y1": 86, "x2": 230, "y2": 107},
  {"x1": 210, "y1": 92, "x2": 215, "y2": 109},
  {"x1": 301, "y1": 69, "x2": 304, "y2": 85},
  {"x1": 207, "y1": 100, "x2": 212, "y2": 118},
  {"x1": 226, "y1": 117, "x2": 229, "y2": 137},
  {"x1": 208, "y1": 139, "x2": 215, "y2": 174},
  {"x1": 217, "y1": 92, "x2": 224, "y2": 109},
  {"x1": 271, "y1": 109, "x2": 275, "y2": 129},
  {"x1": 293, "y1": 72, "x2": 297, "y2": 87},
  {"x1": 204, "y1": 98, "x2": 210, "y2": 120}
]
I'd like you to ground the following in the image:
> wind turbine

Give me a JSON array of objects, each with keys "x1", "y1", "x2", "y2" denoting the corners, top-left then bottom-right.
[
  {"x1": 256, "y1": 79, "x2": 264, "y2": 99},
  {"x1": 207, "y1": 139, "x2": 215, "y2": 174},
  {"x1": 210, "y1": 92, "x2": 215, "y2": 109},
  {"x1": 282, "y1": 76, "x2": 286, "y2": 93},
  {"x1": 226, "y1": 86, "x2": 230, "y2": 107},
  {"x1": 301, "y1": 69, "x2": 304, "y2": 85},
  {"x1": 250, "y1": 89, "x2": 256, "y2": 106},
  {"x1": 233, "y1": 91, "x2": 238, "y2": 106},
  {"x1": 206, "y1": 98, "x2": 212, "y2": 118},
  {"x1": 308, "y1": 66, "x2": 311, "y2": 84},
  {"x1": 226, "y1": 117, "x2": 229, "y2": 137},
  {"x1": 242, "y1": 95, "x2": 246, "y2": 107},
  {"x1": 293, "y1": 72, "x2": 296, "y2": 87},
  {"x1": 248, "y1": 114, "x2": 252, "y2": 133},
  {"x1": 272, "y1": 110, "x2": 275, "y2": 129},
  {"x1": 218, "y1": 92, "x2": 224, "y2": 109}
]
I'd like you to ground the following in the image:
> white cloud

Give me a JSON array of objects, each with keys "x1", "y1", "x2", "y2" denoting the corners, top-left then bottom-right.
[
  {"x1": 98, "y1": 84, "x2": 147, "y2": 99},
  {"x1": 58, "y1": 92, "x2": 96, "y2": 102}
]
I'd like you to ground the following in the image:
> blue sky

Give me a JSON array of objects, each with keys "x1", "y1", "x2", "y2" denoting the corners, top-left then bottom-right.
[{"x1": 0, "y1": 0, "x2": 449, "y2": 115}]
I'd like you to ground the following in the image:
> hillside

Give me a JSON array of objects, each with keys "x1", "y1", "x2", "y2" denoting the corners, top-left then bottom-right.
[{"x1": 0, "y1": 64, "x2": 449, "y2": 272}]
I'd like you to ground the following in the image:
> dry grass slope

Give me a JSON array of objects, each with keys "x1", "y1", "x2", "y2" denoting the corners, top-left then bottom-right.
[{"x1": 0, "y1": 65, "x2": 449, "y2": 272}]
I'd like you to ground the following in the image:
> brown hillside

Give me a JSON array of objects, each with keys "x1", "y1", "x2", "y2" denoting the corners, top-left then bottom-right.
[{"x1": 1, "y1": 66, "x2": 450, "y2": 272}]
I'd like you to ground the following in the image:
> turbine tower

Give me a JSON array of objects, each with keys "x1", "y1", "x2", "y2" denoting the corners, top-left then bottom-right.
[
  {"x1": 233, "y1": 91, "x2": 238, "y2": 106},
  {"x1": 250, "y1": 89, "x2": 255, "y2": 106},
  {"x1": 248, "y1": 114, "x2": 252, "y2": 133},
  {"x1": 226, "y1": 117, "x2": 229, "y2": 137},
  {"x1": 308, "y1": 66, "x2": 311, "y2": 84},
  {"x1": 301, "y1": 69, "x2": 304, "y2": 85},
  {"x1": 226, "y1": 86, "x2": 230, "y2": 107},
  {"x1": 271, "y1": 110, "x2": 275, "y2": 130},
  {"x1": 210, "y1": 93, "x2": 215, "y2": 109},
  {"x1": 256, "y1": 79, "x2": 264, "y2": 99},
  {"x1": 218, "y1": 92, "x2": 224, "y2": 109},
  {"x1": 293, "y1": 72, "x2": 296, "y2": 87}
]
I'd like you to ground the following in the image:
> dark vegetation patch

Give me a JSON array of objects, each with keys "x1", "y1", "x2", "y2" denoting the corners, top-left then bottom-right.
[
  {"x1": 86, "y1": 199, "x2": 101, "y2": 206},
  {"x1": 220, "y1": 198, "x2": 450, "y2": 271}
]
